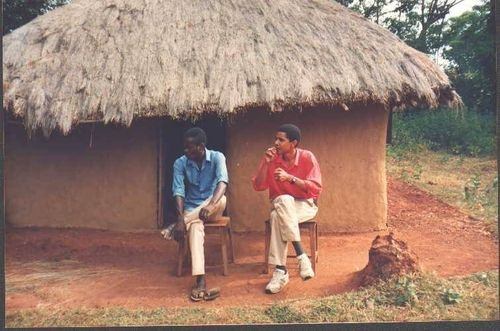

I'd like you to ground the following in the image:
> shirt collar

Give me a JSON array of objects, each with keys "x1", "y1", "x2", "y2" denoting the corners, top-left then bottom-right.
[
  {"x1": 293, "y1": 148, "x2": 300, "y2": 166},
  {"x1": 275, "y1": 149, "x2": 300, "y2": 167},
  {"x1": 204, "y1": 148, "x2": 211, "y2": 162},
  {"x1": 186, "y1": 148, "x2": 210, "y2": 167}
]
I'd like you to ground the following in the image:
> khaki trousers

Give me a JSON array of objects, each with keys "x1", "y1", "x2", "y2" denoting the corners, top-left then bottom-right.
[
  {"x1": 268, "y1": 194, "x2": 318, "y2": 266},
  {"x1": 184, "y1": 195, "x2": 226, "y2": 276}
]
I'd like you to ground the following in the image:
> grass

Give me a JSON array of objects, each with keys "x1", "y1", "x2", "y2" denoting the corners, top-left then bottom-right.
[
  {"x1": 387, "y1": 146, "x2": 498, "y2": 235},
  {"x1": 6, "y1": 270, "x2": 498, "y2": 327}
]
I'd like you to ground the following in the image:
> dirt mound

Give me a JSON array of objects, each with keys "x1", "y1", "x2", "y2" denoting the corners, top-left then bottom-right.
[{"x1": 359, "y1": 232, "x2": 420, "y2": 286}]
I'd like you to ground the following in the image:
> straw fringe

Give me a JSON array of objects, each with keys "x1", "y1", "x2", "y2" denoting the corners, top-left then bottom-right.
[{"x1": 3, "y1": 0, "x2": 461, "y2": 134}]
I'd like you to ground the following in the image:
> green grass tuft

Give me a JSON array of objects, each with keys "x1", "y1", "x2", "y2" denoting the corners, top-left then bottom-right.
[{"x1": 6, "y1": 271, "x2": 498, "y2": 327}]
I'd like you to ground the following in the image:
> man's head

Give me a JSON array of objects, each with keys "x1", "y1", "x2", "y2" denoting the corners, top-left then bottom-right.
[
  {"x1": 274, "y1": 124, "x2": 301, "y2": 154},
  {"x1": 183, "y1": 127, "x2": 207, "y2": 160}
]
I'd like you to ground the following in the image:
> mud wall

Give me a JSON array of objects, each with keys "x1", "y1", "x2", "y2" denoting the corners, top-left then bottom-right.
[
  {"x1": 5, "y1": 120, "x2": 158, "y2": 230},
  {"x1": 226, "y1": 107, "x2": 389, "y2": 233}
]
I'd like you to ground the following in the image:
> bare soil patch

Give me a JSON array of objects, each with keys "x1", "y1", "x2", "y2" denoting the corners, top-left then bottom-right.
[{"x1": 6, "y1": 178, "x2": 498, "y2": 311}]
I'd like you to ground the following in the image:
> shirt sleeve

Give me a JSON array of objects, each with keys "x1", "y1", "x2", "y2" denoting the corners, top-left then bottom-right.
[
  {"x1": 251, "y1": 158, "x2": 270, "y2": 191},
  {"x1": 214, "y1": 152, "x2": 229, "y2": 184},
  {"x1": 172, "y1": 158, "x2": 186, "y2": 198},
  {"x1": 304, "y1": 152, "x2": 322, "y2": 196}
]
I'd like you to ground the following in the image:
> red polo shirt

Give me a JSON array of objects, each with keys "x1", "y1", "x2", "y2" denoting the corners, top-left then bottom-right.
[{"x1": 252, "y1": 148, "x2": 322, "y2": 200}]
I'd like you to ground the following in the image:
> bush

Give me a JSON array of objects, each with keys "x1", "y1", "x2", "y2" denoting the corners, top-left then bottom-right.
[{"x1": 391, "y1": 108, "x2": 496, "y2": 156}]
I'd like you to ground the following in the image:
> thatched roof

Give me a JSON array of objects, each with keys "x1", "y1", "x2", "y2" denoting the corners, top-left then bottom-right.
[{"x1": 3, "y1": 0, "x2": 461, "y2": 134}]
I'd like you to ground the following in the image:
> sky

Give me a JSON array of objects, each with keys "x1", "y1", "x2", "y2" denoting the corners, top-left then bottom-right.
[{"x1": 449, "y1": 0, "x2": 483, "y2": 17}]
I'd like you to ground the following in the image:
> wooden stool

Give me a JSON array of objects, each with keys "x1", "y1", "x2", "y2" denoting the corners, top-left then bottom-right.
[
  {"x1": 263, "y1": 219, "x2": 318, "y2": 274},
  {"x1": 177, "y1": 216, "x2": 235, "y2": 277}
]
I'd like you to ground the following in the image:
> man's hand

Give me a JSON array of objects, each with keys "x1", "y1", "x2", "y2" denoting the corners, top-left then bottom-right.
[
  {"x1": 173, "y1": 219, "x2": 186, "y2": 242},
  {"x1": 274, "y1": 168, "x2": 292, "y2": 182},
  {"x1": 264, "y1": 147, "x2": 277, "y2": 163},
  {"x1": 199, "y1": 203, "x2": 215, "y2": 222}
]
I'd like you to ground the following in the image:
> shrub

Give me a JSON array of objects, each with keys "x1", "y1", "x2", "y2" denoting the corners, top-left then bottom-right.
[{"x1": 391, "y1": 108, "x2": 496, "y2": 156}]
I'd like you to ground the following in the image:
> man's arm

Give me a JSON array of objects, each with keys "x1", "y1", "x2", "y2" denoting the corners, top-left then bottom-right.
[
  {"x1": 274, "y1": 152, "x2": 322, "y2": 195},
  {"x1": 199, "y1": 153, "x2": 229, "y2": 222},
  {"x1": 252, "y1": 159, "x2": 270, "y2": 191},
  {"x1": 210, "y1": 181, "x2": 227, "y2": 205},
  {"x1": 302, "y1": 152, "x2": 322, "y2": 196},
  {"x1": 252, "y1": 147, "x2": 276, "y2": 191},
  {"x1": 274, "y1": 167, "x2": 308, "y2": 192},
  {"x1": 174, "y1": 196, "x2": 185, "y2": 222}
]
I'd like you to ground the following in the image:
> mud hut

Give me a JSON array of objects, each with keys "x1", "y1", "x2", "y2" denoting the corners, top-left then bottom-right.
[{"x1": 3, "y1": 0, "x2": 460, "y2": 232}]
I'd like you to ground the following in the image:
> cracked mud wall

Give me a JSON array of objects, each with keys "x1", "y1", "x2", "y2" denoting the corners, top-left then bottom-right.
[
  {"x1": 5, "y1": 120, "x2": 158, "y2": 230},
  {"x1": 226, "y1": 107, "x2": 389, "y2": 233},
  {"x1": 5, "y1": 107, "x2": 389, "y2": 233}
]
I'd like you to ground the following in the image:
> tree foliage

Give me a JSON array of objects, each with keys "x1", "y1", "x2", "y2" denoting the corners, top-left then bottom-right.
[
  {"x1": 443, "y1": 1, "x2": 494, "y2": 113},
  {"x1": 345, "y1": 0, "x2": 465, "y2": 54},
  {"x1": 341, "y1": 0, "x2": 495, "y2": 113}
]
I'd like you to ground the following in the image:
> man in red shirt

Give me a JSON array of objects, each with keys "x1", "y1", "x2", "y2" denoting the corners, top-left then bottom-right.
[{"x1": 252, "y1": 124, "x2": 322, "y2": 294}]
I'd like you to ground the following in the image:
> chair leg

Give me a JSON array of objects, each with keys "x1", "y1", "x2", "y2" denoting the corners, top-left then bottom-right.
[
  {"x1": 228, "y1": 227, "x2": 235, "y2": 263},
  {"x1": 310, "y1": 224, "x2": 317, "y2": 273},
  {"x1": 177, "y1": 237, "x2": 186, "y2": 277},
  {"x1": 315, "y1": 223, "x2": 319, "y2": 262},
  {"x1": 221, "y1": 228, "x2": 229, "y2": 276},
  {"x1": 263, "y1": 221, "x2": 270, "y2": 274}
]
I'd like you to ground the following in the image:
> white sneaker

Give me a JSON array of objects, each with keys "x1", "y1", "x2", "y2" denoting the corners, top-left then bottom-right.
[
  {"x1": 297, "y1": 253, "x2": 315, "y2": 280},
  {"x1": 265, "y1": 268, "x2": 289, "y2": 294}
]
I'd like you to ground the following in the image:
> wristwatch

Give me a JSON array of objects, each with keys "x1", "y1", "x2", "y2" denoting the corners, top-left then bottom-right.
[{"x1": 290, "y1": 176, "x2": 297, "y2": 184}]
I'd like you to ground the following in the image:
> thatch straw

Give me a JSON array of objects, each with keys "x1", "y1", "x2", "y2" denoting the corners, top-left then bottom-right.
[{"x1": 3, "y1": 0, "x2": 461, "y2": 134}]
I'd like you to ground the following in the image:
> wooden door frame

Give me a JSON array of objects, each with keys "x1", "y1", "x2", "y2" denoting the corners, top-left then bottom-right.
[{"x1": 156, "y1": 121, "x2": 165, "y2": 229}]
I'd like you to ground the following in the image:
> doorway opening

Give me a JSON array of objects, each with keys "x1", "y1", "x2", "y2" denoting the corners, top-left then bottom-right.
[{"x1": 157, "y1": 115, "x2": 227, "y2": 228}]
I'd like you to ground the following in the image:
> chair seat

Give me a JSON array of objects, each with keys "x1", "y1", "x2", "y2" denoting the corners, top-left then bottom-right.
[
  {"x1": 205, "y1": 216, "x2": 230, "y2": 227},
  {"x1": 264, "y1": 219, "x2": 317, "y2": 226}
]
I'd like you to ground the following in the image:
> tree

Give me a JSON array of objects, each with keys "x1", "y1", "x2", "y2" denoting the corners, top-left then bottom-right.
[
  {"x1": 341, "y1": 0, "x2": 465, "y2": 54},
  {"x1": 385, "y1": 0, "x2": 465, "y2": 54},
  {"x1": 2, "y1": 0, "x2": 70, "y2": 35},
  {"x1": 350, "y1": 0, "x2": 389, "y2": 24},
  {"x1": 443, "y1": 1, "x2": 494, "y2": 113}
]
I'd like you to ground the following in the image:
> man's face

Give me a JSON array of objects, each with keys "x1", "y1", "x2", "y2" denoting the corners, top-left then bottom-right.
[
  {"x1": 183, "y1": 138, "x2": 204, "y2": 161},
  {"x1": 274, "y1": 131, "x2": 296, "y2": 154}
]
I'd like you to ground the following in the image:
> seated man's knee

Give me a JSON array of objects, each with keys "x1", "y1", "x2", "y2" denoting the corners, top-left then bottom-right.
[
  {"x1": 273, "y1": 194, "x2": 295, "y2": 206},
  {"x1": 270, "y1": 210, "x2": 278, "y2": 222},
  {"x1": 189, "y1": 222, "x2": 205, "y2": 235}
]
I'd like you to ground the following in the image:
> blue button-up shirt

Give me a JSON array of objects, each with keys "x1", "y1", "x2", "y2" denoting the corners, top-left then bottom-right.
[{"x1": 172, "y1": 149, "x2": 229, "y2": 211}]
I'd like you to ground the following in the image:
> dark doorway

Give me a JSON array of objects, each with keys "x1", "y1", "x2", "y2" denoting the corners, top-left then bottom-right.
[{"x1": 158, "y1": 115, "x2": 227, "y2": 228}]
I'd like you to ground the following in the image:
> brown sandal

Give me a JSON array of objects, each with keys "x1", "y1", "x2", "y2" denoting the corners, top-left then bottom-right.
[
  {"x1": 190, "y1": 287, "x2": 220, "y2": 302},
  {"x1": 203, "y1": 287, "x2": 220, "y2": 301},
  {"x1": 190, "y1": 287, "x2": 205, "y2": 302}
]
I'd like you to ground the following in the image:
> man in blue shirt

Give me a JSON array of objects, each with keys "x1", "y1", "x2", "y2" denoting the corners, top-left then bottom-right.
[{"x1": 171, "y1": 127, "x2": 228, "y2": 301}]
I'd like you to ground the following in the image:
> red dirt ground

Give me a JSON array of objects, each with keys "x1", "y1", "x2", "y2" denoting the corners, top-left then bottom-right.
[{"x1": 5, "y1": 178, "x2": 498, "y2": 311}]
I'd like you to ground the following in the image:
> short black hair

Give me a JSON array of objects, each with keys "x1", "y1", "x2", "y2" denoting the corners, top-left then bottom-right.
[
  {"x1": 184, "y1": 127, "x2": 207, "y2": 145},
  {"x1": 278, "y1": 124, "x2": 301, "y2": 144}
]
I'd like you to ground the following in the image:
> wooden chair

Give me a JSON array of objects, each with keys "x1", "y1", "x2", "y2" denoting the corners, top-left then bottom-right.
[
  {"x1": 177, "y1": 216, "x2": 235, "y2": 277},
  {"x1": 263, "y1": 219, "x2": 318, "y2": 274}
]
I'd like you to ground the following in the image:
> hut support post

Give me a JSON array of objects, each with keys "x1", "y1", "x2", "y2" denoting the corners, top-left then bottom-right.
[{"x1": 156, "y1": 122, "x2": 164, "y2": 229}]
